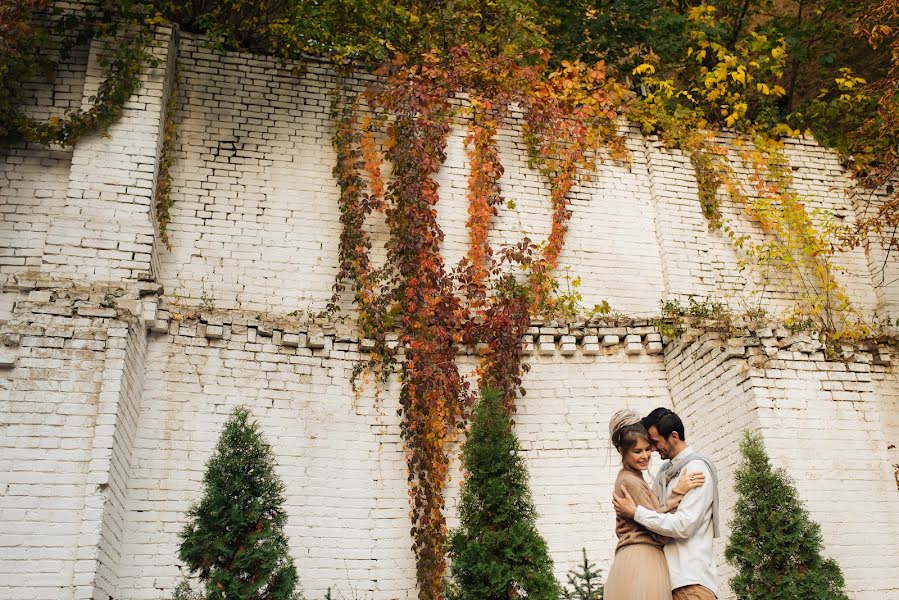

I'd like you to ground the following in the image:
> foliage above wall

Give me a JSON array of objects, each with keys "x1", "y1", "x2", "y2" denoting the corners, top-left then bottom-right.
[
  {"x1": 839, "y1": 2, "x2": 899, "y2": 253},
  {"x1": 0, "y1": 0, "x2": 159, "y2": 146},
  {"x1": 4, "y1": 1, "x2": 897, "y2": 598}
]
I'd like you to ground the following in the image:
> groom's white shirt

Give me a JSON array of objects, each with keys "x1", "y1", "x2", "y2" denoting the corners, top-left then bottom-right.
[{"x1": 633, "y1": 447, "x2": 719, "y2": 597}]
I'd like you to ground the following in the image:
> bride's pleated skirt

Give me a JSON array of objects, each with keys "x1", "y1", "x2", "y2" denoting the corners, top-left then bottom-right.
[{"x1": 605, "y1": 543, "x2": 673, "y2": 600}]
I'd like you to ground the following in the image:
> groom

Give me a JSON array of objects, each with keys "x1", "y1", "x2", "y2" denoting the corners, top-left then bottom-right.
[{"x1": 612, "y1": 408, "x2": 720, "y2": 600}]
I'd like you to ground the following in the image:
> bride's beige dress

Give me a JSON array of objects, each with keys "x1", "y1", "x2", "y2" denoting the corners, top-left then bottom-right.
[{"x1": 605, "y1": 466, "x2": 683, "y2": 600}]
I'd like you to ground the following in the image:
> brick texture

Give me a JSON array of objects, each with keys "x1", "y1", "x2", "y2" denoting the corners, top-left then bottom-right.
[
  {"x1": 0, "y1": 35, "x2": 89, "y2": 282},
  {"x1": 666, "y1": 330, "x2": 899, "y2": 600},
  {"x1": 2, "y1": 22, "x2": 899, "y2": 600}
]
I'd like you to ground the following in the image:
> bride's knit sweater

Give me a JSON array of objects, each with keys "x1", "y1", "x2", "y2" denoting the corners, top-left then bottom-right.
[{"x1": 613, "y1": 466, "x2": 684, "y2": 551}]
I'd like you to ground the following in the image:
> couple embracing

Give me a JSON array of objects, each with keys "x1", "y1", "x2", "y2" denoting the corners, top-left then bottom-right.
[{"x1": 605, "y1": 408, "x2": 720, "y2": 600}]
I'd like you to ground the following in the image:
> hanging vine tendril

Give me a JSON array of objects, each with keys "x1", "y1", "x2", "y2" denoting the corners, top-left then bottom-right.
[
  {"x1": 3, "y1": 1, "x2": 160, "y2": 147},
  {"x1": 329, "y1": 48, "x2": 627, "y2": 600}
]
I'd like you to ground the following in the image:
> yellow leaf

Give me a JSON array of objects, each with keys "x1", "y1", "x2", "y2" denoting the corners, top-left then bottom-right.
[{"x1": 771, "y1": 123, "x2": 799, "y2": 137}]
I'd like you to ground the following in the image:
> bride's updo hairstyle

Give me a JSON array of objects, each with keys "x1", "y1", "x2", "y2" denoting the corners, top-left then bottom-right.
[{"x1": 609, "y1": 409, "x2": 650, "y2": 454}]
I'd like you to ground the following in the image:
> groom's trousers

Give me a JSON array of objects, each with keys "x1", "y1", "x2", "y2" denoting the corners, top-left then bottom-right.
[{"x1": 673, "y1": 585, "x2": 717, "y2": 600}]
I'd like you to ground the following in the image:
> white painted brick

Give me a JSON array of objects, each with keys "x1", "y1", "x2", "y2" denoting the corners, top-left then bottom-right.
[{"x1": 2, "y1": 20, "x2": 899, "y2": 600}]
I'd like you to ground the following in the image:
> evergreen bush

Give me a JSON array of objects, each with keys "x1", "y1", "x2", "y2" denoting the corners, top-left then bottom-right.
[
  {"x1": 562, "y1": 548, "x2": 603, "y2": 600},
  {"x1": 179, "y1": 406, "x2": 300, "y2": 600},
  {"x1": 725, "y1": 431, "x2": 850, "y2": 600},
  {"x1": 446, "y1": 387, "x2": 561, "y2": 600}
]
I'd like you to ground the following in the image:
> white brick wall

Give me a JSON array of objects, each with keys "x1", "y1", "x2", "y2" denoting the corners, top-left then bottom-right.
[
  {"x1": 160, "y1": 38, "x2": 343, "y2": 313},
  {"x1": 751, "y1": 353, "x2": 899, "y2": 600},
  {"x1": 87, "y1": 322, "x2": 148, "y2": 599},
  {"x1": 170, "y1": 39, "x2": 662, "y2": 315},
  {"x1": 0, "y1": 148, "x2": 73, "y2": 280},
  {"x1": 2, "y1": 22, "x2": 899, "y2": 600},
  {"x1": 0, "y1": 293, "x2": 116, "y2": 599},
  {"x1": 781, "y1": 137, "x2": 878, "y2": 313},
  {"x1": 872, "y1": 365, "x2": 899, "y2": 480},
  {"x1": 852, "y1": 184, "x2": 899, "y2": 321},
  {"x1": 113, "y1": 319, "x2": 673, "y2": 600},
  {"x1": 42, "y1": 30, "x2": 175, "y2": 283},
  {"x1": 643, "y1": 136, "x2": 880, "y2": 316},
  {"x1": 0, "y1": 37, "x2": 89, "y2": 282},
  {"x1": 0, "y1": 20, "x2": 890, "y2": 319},
  {"x1": 666, "y1": 331, "x2": 899, "y2": 600},
  {"x1": 436, "y1": 123, "x2": 666, "y2": 314},
  {"x1": 645, "y1": 141, "x2": 723, "y2": 301},
  {"x1": 117, "y1": 326, "x2": 411, "y2": 600}
]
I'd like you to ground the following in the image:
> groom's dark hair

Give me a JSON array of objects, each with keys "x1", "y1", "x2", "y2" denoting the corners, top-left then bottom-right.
[{"x1": 642, "y1": 407, "x2": 687, "y2": 442}]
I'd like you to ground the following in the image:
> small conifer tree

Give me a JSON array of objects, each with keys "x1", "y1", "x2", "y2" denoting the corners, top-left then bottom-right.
[
  {"x1": 562, "y1": 548, "x2": 603, "y2": 600},
  {"x1": 725, "y1": 431, "x2": 850, "y2": 600},
  {"x1": 169, "y1": 579, "x2": 204, "y2": 600},
  {"x1": 447, "y1": 387, "x2": 561, "y2": 600},
  {"x1": 179, "y1": 406, "x2": 299, "y2": 600}
]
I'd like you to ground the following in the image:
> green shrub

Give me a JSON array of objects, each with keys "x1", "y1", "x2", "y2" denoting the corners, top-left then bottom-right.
[
  {"x1": 446, "y1": 387, "x2": 561, "y2": 600},
  {"x1": 725, "y1": 431, "x2": 850, "y2": 600},
  {"x1": 179, "y1": 406, "x2": 300, "y2": 600},
  {"x1": 562, "y1": 548, "x2": 603, "y2": 600}
]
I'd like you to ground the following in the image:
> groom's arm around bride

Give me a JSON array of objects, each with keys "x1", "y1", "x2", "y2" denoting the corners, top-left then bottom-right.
[
  {"x1": 615, "y1": 460, "x2": 713, "y2": 539},
  {"x1": 612, "y1": 408, "x2": 720, "y2": 600}
]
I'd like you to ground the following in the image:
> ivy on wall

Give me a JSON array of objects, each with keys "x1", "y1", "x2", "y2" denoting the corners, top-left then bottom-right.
[
  {"x1": 2, "y1": 1, "x2": 186, "y2": 249},
  {"x1": 4, "y1": 2, "x2": 889, "y2": 597},
  {"x1": 1, "y1": 1, "x2": 159, "y2": 147},
  {"x1": 154, "y1": 60, "x2": 179, "y2": 249},
  {"x1": 628, "y1": 6, "x2": 867, "y2": 341},
  {"x1": 328, "y1": 48, "x2": 627, "y2": 599}
]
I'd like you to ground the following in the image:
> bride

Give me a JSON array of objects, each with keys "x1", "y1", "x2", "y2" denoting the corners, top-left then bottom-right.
[{"x1": 604, "y1": 410, "x2": 705, "y2": 600}]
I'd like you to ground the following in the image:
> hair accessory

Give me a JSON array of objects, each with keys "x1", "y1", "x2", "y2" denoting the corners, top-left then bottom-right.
[{"x1": 608, "y1": 409, "x2": 642, "y2": 442}]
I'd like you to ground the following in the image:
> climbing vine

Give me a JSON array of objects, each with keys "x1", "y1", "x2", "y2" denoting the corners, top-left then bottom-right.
[
  {"x1": 463, "y1": 100, "x2": 502, "y2": 294},
  {"x1": 327, "y1": 46, "x2": 629, "y2": 599},
  {"x1": 1, "y1": 1, "x2": 159, "y2": 147},
  {"x1": 737, "y1": 136, "x2": 866, "y2": 338},
  {"x1": 329, "y1": 98, "x2": 391, "y2": 380},
  {"x1": 154, "y1": 60, "x2": 180, "y2": 249},
  {"x1": 523, "y1": 59, "x2": 629, "y2": 310},
  {"x1": 627, "y1": 5, "x2": 866, "y2": 339},
  {"x1": 368, "y1": 53, "x2": 469, "y2": 600},
  {"x1": 0, "y1": 0, "x2": 52, "y2": 139}
]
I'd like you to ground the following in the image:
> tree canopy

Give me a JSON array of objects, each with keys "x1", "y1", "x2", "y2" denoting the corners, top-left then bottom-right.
[
  {"x1": 3, "y1": 4, "x2": 894, "y2": 600},
  {"x1": 6, "y1": 0, "x2": 895, "y2": 197}
]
